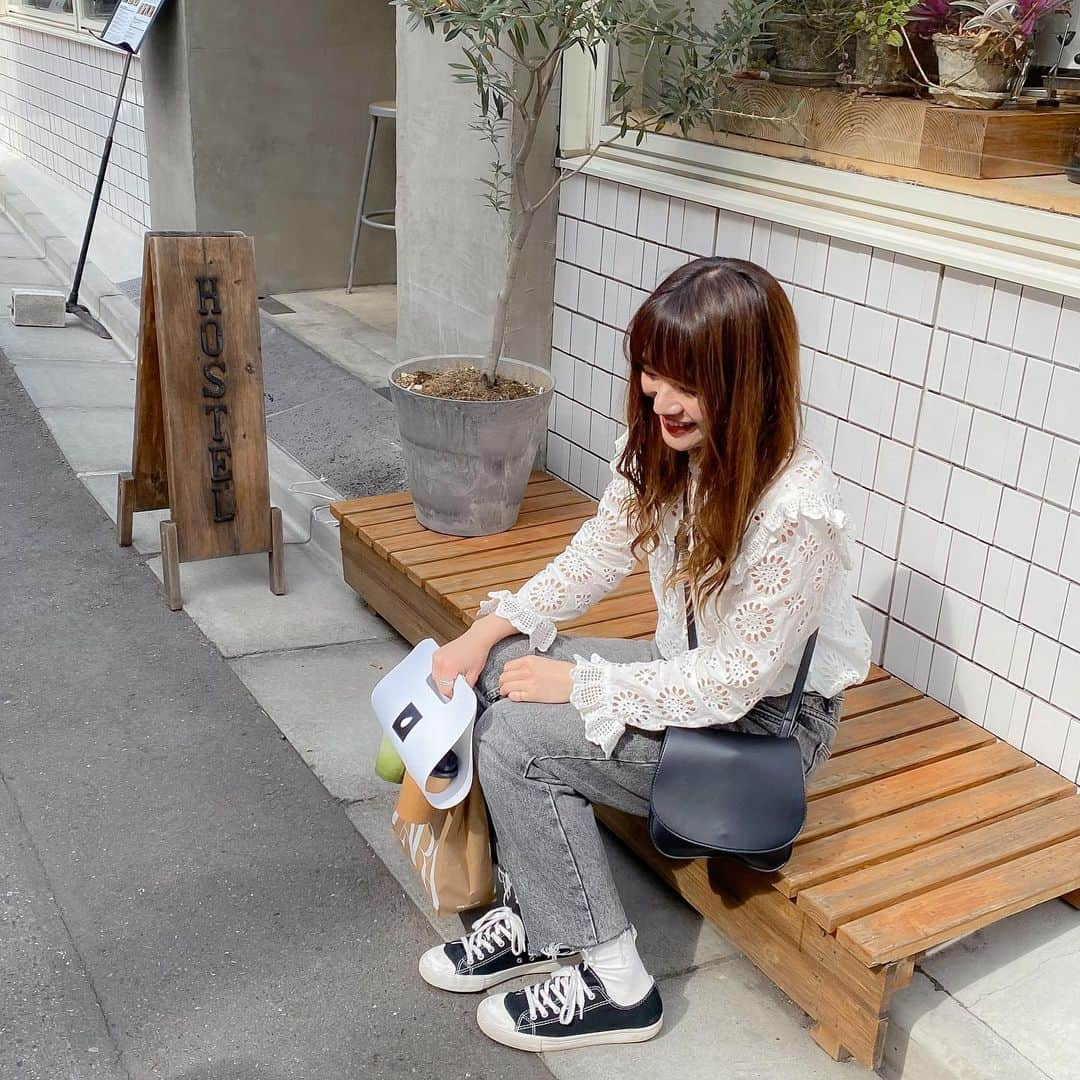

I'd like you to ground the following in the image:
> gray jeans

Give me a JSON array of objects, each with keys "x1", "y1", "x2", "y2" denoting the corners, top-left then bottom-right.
[{"x1": 473, "y1": 634, "x2": 841, "y2": 955}]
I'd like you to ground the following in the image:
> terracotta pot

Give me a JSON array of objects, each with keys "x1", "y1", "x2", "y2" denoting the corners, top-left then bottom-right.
[{"x1": 933, "y1": 32, "x2": 1013, "y2": 92}]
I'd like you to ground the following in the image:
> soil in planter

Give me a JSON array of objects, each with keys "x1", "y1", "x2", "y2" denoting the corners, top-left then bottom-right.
[{"x1": 394, "y1": 365, "x2": 541, "y2": 401}]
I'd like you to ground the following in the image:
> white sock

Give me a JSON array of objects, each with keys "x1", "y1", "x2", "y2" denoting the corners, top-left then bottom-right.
[{"x1": 582, "y1": 926, "x2": 654, "y2": 1006}]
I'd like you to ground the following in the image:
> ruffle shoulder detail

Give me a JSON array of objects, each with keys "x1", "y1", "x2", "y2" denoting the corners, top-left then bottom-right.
[{"x1": 729, "y1": 441, "x2": 855, "y2": 585}]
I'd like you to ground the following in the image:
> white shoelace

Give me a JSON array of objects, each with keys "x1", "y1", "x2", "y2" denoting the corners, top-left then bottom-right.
[
  {"x1": 462, "y1": 906, "x2": 527, "y2": 965},
  {"x1": 525, "y1": 964, "x2": 596, "y2": 1025}
]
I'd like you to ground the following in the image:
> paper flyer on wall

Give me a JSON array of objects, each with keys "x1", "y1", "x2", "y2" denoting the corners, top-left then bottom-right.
[{"x1": 101, "y1": 0, "x2": 167, "y2": 53}]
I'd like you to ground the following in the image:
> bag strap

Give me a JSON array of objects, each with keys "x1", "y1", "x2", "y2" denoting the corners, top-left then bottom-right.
[
  {"x1": 781, "y1": 630, "x2": 818, "y2": 739},
  {"x1": 680, "y1": 487, "x2": 818, "y2": 740}
]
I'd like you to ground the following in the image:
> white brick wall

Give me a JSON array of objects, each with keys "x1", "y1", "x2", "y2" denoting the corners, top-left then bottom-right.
[
  {"x1": 0, "y1": 21, "x2": 149, "y2": 234},
  {"x1": 551, "y1": 169, "x2": 1080, "y2": 781}
]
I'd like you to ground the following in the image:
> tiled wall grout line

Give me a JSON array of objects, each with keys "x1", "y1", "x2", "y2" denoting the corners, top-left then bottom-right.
[{"x1": 877, "y1": 263, "x2": 948, "y2": 671}]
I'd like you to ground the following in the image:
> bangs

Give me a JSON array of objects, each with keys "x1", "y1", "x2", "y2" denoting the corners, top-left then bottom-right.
[{"x1": 627, "y1": 280, "x2": 714, "y2": 393}]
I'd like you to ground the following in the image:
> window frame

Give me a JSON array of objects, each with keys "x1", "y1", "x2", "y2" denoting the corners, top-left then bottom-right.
[
  {"x1": 559, "y1": 43, "x2": 1080, "y2": 301},
  {"x1": 0, "y1": 0, "x2": 119, "y2": 36}
]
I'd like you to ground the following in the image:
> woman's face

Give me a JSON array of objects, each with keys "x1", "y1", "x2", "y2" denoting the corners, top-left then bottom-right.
[{"x1": 641, "y1": 367, "x2": 705, "y2": 451}]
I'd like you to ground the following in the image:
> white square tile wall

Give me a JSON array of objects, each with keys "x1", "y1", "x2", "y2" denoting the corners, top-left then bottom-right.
[
  {"x1": 0, "y1": 23, "x2": 149, "y2": 234},
  {"x1": 552, "y1": 171, "x2": 1080, "y2": 780}
]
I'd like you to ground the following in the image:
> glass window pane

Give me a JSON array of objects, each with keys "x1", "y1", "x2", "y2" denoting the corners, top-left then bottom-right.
[
  {"x1": 8, "y1": 0, "x2": 75, "y2": 20},
  {"x1": 604, "y1": 0, "x2": 1080, "y2": 219},
  {"x1": 79, "y1": 0, "x2": 120, "y2": 22}
]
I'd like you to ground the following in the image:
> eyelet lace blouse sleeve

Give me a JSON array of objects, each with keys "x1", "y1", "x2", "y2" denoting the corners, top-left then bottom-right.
[
  {"x1": 569, "y1": 510, "x2": 843, "y2": 756},
  {"x1": 477, "y1": 438, "x2": 636, "y2": 651}
]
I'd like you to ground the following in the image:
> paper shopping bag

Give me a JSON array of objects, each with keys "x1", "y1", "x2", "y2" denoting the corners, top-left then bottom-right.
[{"x1": 391, "y1": 773, "x2": 495, "y2": 917}]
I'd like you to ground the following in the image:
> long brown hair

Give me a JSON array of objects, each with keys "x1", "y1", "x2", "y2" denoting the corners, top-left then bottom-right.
[{"x1": 618, "y1": 257, "x2": 802, "y2": 608}]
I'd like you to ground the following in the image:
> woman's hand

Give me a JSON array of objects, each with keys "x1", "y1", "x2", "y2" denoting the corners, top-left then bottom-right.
[
  {"x1": 431, "y1": 633, "x2": 490, "y2": 699},
  {"x1": 499, "y1": 656, "x2": 575, "y2": 704},
  {"x1": 430, "y1": 614, "x2": 515, "y2": 700}
]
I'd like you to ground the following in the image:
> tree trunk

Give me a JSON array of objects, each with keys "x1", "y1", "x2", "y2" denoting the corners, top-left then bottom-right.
[
  {"x1": 483, "y1": 61, "x2": 555, "y2": 384},
  {"x1": 484, "y1": 204, "x2": 536, "y2": 382}
]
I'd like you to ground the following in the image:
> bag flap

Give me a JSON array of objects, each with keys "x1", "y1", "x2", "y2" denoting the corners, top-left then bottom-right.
[{"x1": 650, "y1": 726, "x2": 806, "y2": 854}]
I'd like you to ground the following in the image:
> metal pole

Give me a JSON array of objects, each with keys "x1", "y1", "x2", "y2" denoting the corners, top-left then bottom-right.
[
  {"x1": 346, "y1": 113, "x2": 379, "y2": 294},
  {"x1": 66, "y1": 45, "x2": 135, "y2": 338}
]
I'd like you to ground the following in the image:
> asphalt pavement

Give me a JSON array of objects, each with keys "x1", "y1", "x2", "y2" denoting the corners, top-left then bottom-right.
[{"x1": 0, "y1": 349, "x2": 549, "y2": 1080}]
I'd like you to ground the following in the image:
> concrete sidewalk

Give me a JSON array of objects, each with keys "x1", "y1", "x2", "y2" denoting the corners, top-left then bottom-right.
[
  {"x1": 1, "y1": 164, "x2": 1077, "y2": 1080},
  {"x1": 0, "y1": 344, "x2": 558, "y2": 1079}
]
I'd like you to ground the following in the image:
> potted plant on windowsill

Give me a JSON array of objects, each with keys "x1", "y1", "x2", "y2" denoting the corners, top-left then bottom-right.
[
  {"x1": 843, "y1": 0, "x2": 919, "y2": 91},
  {"x1": 392, "y1": 0, "x2": 775, "y2": 535},
  {"x1": 908, "y1": 0, "x2": 1061, "y2": 103},
  {"x1": 766, "y1": 0, "x2": 855, "y2": 82}
]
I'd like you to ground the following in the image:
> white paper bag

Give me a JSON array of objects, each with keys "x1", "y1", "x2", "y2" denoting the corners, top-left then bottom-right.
[{"x1": 369, "y1": 638, "x2": 476, "y2": 809}]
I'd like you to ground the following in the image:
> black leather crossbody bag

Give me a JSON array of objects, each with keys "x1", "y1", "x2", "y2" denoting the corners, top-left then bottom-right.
[{"x1": 647, "y1": 509, "x2": 817, "y2": 872}]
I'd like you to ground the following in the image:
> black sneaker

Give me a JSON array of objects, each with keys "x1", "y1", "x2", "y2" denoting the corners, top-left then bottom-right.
[
  {"x1": 476, "y1": 962, "x2": 663, "y2": 1051},
  {"x1": 418, "y1": 905, "x2": 566, "y2": 993}
]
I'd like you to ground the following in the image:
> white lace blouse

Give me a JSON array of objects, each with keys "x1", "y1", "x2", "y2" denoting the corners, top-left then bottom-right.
[{"x1": 479, "y1": 436, "x2": 872, "y2": 756}]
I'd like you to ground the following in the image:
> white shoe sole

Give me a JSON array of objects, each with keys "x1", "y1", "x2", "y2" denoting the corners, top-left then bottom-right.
[
  {"x1": 419, "y1": 956, "x2": 564, "y2": 993},
  {"x1": 476, "y1": 1012, "x2": 664, "y2": 1051}
]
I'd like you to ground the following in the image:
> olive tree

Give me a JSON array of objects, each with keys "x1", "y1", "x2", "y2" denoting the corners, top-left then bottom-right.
[{"x1": 396, "y1": 0, "x2": 778, "y2": 385}]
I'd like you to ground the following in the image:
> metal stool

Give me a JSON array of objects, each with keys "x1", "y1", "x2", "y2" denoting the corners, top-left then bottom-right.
[{"x1": 346, "y1": 100, "x2": 396, "y2": 294}]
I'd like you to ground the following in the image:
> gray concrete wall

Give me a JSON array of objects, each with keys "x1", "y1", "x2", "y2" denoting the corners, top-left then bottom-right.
[
  {"x1": 142, "y1": 0, "x2": 395, "y2": 295},
  {"x1": 141, "y1": 0, "x2": 195, "y2": 233},
  {"x1": 395, "y1": 11, "x2": 557, "y2": 375}
]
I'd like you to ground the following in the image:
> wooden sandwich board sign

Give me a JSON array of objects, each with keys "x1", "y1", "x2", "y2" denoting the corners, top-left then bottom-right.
[{"x1": 117, "y1": 232, "x2": 285, "y2": 611}]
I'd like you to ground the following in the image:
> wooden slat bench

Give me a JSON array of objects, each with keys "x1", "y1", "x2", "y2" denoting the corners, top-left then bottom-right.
[{"x1": 330, "y1": 474, "x2": 1080, "y2": 1070}]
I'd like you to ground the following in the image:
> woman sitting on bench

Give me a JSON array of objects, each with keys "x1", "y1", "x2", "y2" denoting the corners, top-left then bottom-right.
[{"x1": 422, "y1": 256, "x2": 872, "y2": 1052}]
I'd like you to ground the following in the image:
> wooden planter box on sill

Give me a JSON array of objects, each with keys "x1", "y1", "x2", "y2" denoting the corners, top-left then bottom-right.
[{"x1": 709, "y1": 83, "x2": 1080, "y2": 179}]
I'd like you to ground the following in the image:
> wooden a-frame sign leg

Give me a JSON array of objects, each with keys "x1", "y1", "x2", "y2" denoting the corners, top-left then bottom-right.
[{"x1": 117, "y1": 232, "x2": 285, "y2": 611}]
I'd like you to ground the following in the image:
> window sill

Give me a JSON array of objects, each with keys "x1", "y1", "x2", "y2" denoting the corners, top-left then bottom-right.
[
  {"x1": 1, "y1": 12, "x2": 115, "y2": 50},
  {"x1": 568, "y1": 127, "x2": 1080, "y2": 301}
]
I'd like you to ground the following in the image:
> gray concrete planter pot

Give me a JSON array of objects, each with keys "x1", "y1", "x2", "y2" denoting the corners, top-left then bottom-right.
[{"x1": 388, "y1": 355, "x2": 555, "y2": 536}]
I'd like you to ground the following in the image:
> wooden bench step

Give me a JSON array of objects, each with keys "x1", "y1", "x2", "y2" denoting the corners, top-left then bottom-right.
[
  {"x1": 798, "y1": 794, "x2": 1080, "y2": 933},
  {"x1": 779, "y1": 764, "x2": 1075, "y2": 898},
  {"x1": 330, "y1": 473, "x2": 1080, "y2": 1071},
  {"x1": 807, "y1": 719, "x2": 996, "y2": 799},
  {"x1": 396, "y1": 517, "x2": 589, "y2": 569},
  {"x1": 841, "y1": 677, "x2": 924, "y2": 719},
  {"x1": 838, "y1": 830, "x2": 1080, "y2": 965},
  {"x1": 831, "y1": 697, "x2": 957, "y2": 755},
  {"x1": 452, "y1": 571, "x2": 654, "y2": 616},
  {"x1": 800, "y1": 741, "x2": 1032, "y2": 844}
]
